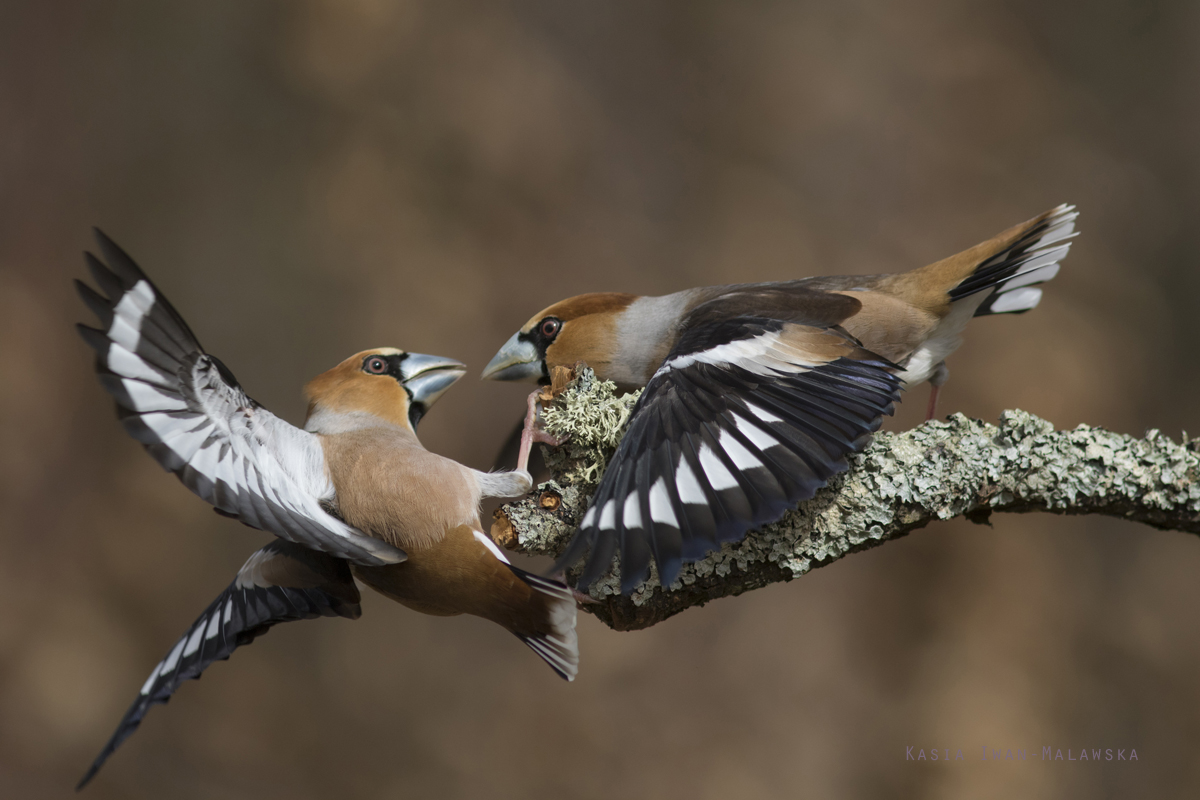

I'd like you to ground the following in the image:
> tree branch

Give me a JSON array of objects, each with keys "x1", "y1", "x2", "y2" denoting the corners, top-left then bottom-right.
[{"x1": 491, "y1": 369, "x2": 1200, "y2": 631}]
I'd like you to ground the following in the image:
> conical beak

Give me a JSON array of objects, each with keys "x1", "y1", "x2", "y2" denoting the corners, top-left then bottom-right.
[
  {"x1": 401, "y1": 353, "x2": 467, "y2": 410},
  {"x1": 481, "y1": 332, "x2": 544, "y2": 382}
]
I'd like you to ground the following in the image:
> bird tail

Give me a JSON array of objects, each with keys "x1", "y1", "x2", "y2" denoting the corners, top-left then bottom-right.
[
  {"x1": 948, "y1": 204, "x2": 1078, "y2": 316},
  {"x1": 902, "y1": 204, "x2": 1078, "y2": 316},
  {"x1": 504, "y1": 564, "x2": 580, "y2": 681}
]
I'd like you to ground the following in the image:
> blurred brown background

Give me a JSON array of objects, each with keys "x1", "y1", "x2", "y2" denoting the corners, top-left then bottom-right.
[{"x1": 2, "y1": 0, "x2": 1198, "y2": 797}]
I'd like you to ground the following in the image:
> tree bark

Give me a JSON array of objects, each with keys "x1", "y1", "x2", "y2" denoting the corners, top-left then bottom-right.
[{"x1": 491, "y1": 369, "x2": 1200, "y2": 631}]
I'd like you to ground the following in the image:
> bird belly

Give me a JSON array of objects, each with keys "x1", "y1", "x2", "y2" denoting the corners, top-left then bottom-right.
[
  {"x1": 351, "y1": 525, "x2": 540, "y2": 628},
  {"x1": 896, "y1": 343, "x2": 948, "y2": 387},
  {"x1": 894, "y1": 296, "x2": 983, "y2": 386}
]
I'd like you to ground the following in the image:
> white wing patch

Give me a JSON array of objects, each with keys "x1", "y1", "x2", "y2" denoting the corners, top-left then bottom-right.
[
  {"x1": 675, "y1": 458, "x2": 707, "y2": 504},
  {"x1": 654, "y1": 331, "x2": 828, "y2": 379},
  {"x1": 718, "y1": 428, "x2": 765, "y2": 471},
  {"x1": 182, "y1": 623, "x2": 206, "y2": 657},
  {"x1": 698, "y1": 443, "x2": 739, "y2": 490},
  {"x1": 119, "y1": 379, "x2": 181, "y2": 412},
  {"x1": 160, "y1": 638, "x2": 186, "y2": 678},
  {"x1": 648, "y1": 478, "x2": 678, "y2": 527},
  {"x1": 744, "y1": 402, "x2": 783, "y2": 424},
  {"x1": 107, "y1": 342, "x2": 167, "y2": 384},
  {"x1": 623, "y1": 492, "x2": 643, "y2": 529},
  {"x1": 139, "y1": 663, "x2": 164, "y2": 696},
  {"x1": 731, "y1": 412, "x2": 780, "y2": 450},
  {"x1": 596, "y1": 498, "x2": 616, "y2": 531},
  {"x1": 112, "y1": 279, "x2": 155, "y2": 321}
]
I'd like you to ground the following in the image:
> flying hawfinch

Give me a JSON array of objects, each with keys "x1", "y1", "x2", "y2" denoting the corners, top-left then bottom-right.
[
  {"x1": 483, "y1": 205, "x2": 1078, "y2": 594},
  {"x1": 74, "y1": 232, "x2": 578, "y2": 789}
]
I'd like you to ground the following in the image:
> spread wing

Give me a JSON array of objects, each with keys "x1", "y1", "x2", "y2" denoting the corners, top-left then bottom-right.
[
  {"x1": 556, "y1": 309, "x2": 903, "y2": 593},
  {"x1": 77, "y1": 540, "x2": 361, "y2": 789},
  {"x1": 75, "y1": 230, "x2": 405, "y2": 567}
]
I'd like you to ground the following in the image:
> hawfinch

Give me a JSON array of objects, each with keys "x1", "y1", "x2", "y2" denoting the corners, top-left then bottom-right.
[
  {"x1": 483, "y1": 205, "x2": 1077, "y2": 594},
  {"x1": 75, "y1": 232, "x2": 577, "y2": 789}
]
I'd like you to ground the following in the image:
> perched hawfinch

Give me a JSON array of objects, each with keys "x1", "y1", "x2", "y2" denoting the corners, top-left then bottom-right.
[
  {"x1": 75, "y1": 232, "x2": 578, "y2": 789},
  {"x1": 483, "y1": 205, "x2": 1078, "y2": 594}
]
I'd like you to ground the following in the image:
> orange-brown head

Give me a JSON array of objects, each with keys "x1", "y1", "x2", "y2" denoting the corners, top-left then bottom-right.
[
  {"x1": 481, "y1": 293, "x2": 637, "y2": 383},
  {"x1": 304, "y1": 348, "x2": 466, "y2": 433}
]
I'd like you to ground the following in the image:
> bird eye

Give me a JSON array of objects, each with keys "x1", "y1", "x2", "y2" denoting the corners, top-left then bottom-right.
[
  {"x1": 365, "y1": 357, "x2": 388, "y2": 374},
  {"x1": 540, "y1": 318, "x2": 562, "y2": 339}
]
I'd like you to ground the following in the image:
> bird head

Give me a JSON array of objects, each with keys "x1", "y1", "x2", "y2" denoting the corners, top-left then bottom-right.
[
  {"x1": 304, "y1": 348, "x2": 466, "y2": 433},
  {"x1": 482, "y1": 293, "x2": 637, "y2": 384}
]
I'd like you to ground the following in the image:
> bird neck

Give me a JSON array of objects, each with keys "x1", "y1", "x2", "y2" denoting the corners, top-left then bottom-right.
[
  {"x1": 304, "y1": 404, "x2": 416, "y2": 437},
  {"x1": 608, "y1": 290, "x2": 701, "y2": 385}
]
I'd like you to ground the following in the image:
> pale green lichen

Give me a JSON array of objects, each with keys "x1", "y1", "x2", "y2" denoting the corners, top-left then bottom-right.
[
  {"x1": 540, "y1": 369, "x2": 640, "y2": 484},
  {"x1": 498, "y1": 369, "x2": 1200, "y2": 630}
]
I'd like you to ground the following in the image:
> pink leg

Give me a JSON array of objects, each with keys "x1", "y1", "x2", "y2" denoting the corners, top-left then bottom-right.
[
  {"x1": 516, "y1": 389, "x2": 568, "y2": 473},
  {"x1": 925, "y1": 383, "x2": 941, "y2": 422}
]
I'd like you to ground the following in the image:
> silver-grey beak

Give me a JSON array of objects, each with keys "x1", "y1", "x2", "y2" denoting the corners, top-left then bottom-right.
[
  {"x1": 401, "y1": 353, "x2": 466, "y2": 409},
  {"x1": 481, "y1": 332, "x2": 544, "y2": 382}
]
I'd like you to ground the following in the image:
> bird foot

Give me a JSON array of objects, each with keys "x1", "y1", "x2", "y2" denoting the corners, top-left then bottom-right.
[
  {"x1": 571, "y1": 587, "x2": 600, "y2": 606},
  {"x1": 531, "y1": 428, "x2": 569, "y2": 446},
  {"x1": 516, "y1": 389, "x2": 569, "y2": 472}
]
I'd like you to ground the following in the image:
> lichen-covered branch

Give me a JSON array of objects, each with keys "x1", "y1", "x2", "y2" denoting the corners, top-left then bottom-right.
[{"x1": 490, "y1": 369, "x2": 1200, "y2": 631}]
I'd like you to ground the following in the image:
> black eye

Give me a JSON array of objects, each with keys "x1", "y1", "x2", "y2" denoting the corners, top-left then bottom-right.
[
  {"x1": 365, "y1": 357, "x2": 388, "y2": 374},
  {"x1": 540, "y1": 318, "x2": 562, "y2": 339}
]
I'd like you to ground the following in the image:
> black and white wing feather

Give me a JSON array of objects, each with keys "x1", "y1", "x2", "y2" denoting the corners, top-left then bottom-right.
[
  {"x1": 75, "y1": 230, "x2": 405, "y2": 567},
  {"x1": 77, "y1": 540, "x2": 361, "y2": 789},
  {"x1": 556, "y1": 315, "x2": 902, "y2": 593}
]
